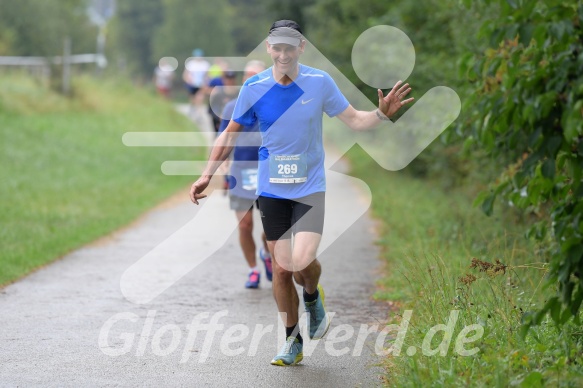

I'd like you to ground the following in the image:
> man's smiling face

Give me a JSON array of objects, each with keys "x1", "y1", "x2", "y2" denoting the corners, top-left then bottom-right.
[{"x1": 266, "y1": 41, "x2": 305, "y2": 76}]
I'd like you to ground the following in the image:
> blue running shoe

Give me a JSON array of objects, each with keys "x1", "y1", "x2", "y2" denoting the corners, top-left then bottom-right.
[
  {"x1": 270, "y1": 337, "x2": 303, "y2": 366},
  {"x1": 304, "y1": 284, "x2": 330, "y2": 339},
  {"x1": 245, "y1": 270, "x2": 260, "y2": 289},
  {"x1": 260, "y1": 248, "x2": 273, "y2": 282}
]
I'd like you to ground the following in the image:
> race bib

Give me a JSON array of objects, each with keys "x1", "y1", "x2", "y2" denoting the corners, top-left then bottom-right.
[
  {"x1": 268, "y1": 154, "x2": 307, "y2": 183},
  {"x1": 241, "y1": 168, "x2": 258, "y2": 191}
]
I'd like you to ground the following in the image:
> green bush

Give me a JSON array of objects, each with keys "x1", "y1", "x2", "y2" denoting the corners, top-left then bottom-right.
[{"x1": 459, "y1": 0, "x2": 583, "y2": 327}]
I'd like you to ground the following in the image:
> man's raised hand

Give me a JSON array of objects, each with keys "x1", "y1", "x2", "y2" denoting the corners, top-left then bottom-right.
[{"x1": 378, "y1": 80, "x2": 414, "y2": 119}]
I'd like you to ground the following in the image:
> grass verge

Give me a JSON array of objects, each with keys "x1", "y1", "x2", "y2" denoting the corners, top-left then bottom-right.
[
  {"x1": 0, "y1": 72, "x2": 204, "y2": 285},
  {"x1": 345, "y1": 145, "x2": 583, "y2": 387}
]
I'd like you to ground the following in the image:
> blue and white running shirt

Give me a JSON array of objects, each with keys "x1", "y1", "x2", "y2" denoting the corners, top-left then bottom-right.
[{"x1": 232, "y1": 64, "x2": 349, "y2": 199}]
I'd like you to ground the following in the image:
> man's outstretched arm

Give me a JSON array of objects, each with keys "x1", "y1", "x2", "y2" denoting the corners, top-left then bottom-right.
[{"x1": 190, "y1": 120, "x2": 243, "y2": 204}]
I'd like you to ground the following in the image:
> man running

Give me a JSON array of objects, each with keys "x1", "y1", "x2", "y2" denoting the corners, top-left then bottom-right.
[
  {"x1": 190, "y1": 20, "x2": 413, "y2": 366},
  {"x1": 207, "y1": 69, "x2": 239, "y2": 133},
  {"x1": 182, "y1": 49, "x2": 210, "y2": 112}
]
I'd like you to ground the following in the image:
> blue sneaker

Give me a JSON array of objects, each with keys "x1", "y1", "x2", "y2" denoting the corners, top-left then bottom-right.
[
  {"x1": 270, "y1": 337, "x2": 303, "y2": 366},
  {"x1": 245, "y1": 270, "x2": 260, "y2": 289},
  {"x1": 304, "y1": 284, "x2": 330, "y2": 339},
  {"x1": 260, "y1": 248, "x2": 273, "y2": 282}
]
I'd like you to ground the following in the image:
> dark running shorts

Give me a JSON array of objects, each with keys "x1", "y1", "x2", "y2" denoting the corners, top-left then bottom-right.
[
  {"x1": 257, "y1": 192, "x2": 325, "y2": 241},
  {"x1": 186, "y1": 85, "x2": 200, "y2": 95},
  {"x1": 229, "y1": 194, "x2": 258, "y2": 212}
]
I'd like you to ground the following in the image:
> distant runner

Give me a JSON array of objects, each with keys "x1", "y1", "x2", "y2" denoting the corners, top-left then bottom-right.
[{"x1": 218, "y1": 60, "x2": 272, "y2": 289}]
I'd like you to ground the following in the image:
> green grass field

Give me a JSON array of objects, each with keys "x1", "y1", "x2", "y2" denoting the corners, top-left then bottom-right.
[
  {"x1": 0, "y1": 73, "x2": 205, "y2": 285},
  {"x1": 345, "y1": 146, "x2": 583, "y2": 387}
]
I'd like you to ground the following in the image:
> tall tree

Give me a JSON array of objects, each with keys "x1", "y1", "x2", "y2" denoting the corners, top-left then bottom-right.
[
  {"x1": 304, "y1": 0, "x2": 386, "y2": 77},
  {"x1": 0, "y1": 0, "x2": 96, "y2": 56},
  {"x1": 267, "y1": 0, "x2": 314, "y2": 33},
  {"x1": 304, "y1": 0, "x2": 485, "y2": 100},
  {"x1": 151, "y1": 0, "x2": 235, "y2": 69},
  {"x1": 108, "y1": 0, "x2": 164, "y2": 76},
  {"x1": 228, "y1": 0, "x2": 275, "y2": 55}
]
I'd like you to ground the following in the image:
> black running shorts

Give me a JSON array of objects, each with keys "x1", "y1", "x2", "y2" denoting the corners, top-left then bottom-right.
[{"x1": 257, "y1": 192, "x2": 325, "y2": 241}]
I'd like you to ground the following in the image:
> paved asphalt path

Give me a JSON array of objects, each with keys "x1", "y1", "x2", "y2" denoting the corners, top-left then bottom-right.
[{"x1": 0, "y1": 106, "x2": 388, "y2": 387}]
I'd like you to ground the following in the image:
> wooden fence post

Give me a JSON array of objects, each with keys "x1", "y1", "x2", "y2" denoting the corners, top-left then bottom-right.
[{"x1": 62, "y1": 37, "x2": 72, "y2": 95}]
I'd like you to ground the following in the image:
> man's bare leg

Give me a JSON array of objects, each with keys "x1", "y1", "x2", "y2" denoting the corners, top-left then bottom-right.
[
  {"x1": 292, "y1": 231, "x2": 329, "y2": 339},
  {"x1": 268, "y1": 231, "x2": 322, "y2": 326},
  {"x1": 268, "y1": 238, "x2": 299, "y2": 327},
  {"x1": 235, "y1": 210, "x2": 257, "y2": 268},
  {"x1": 291, "y1": 231, "x2": 322, "y2": 293}
]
